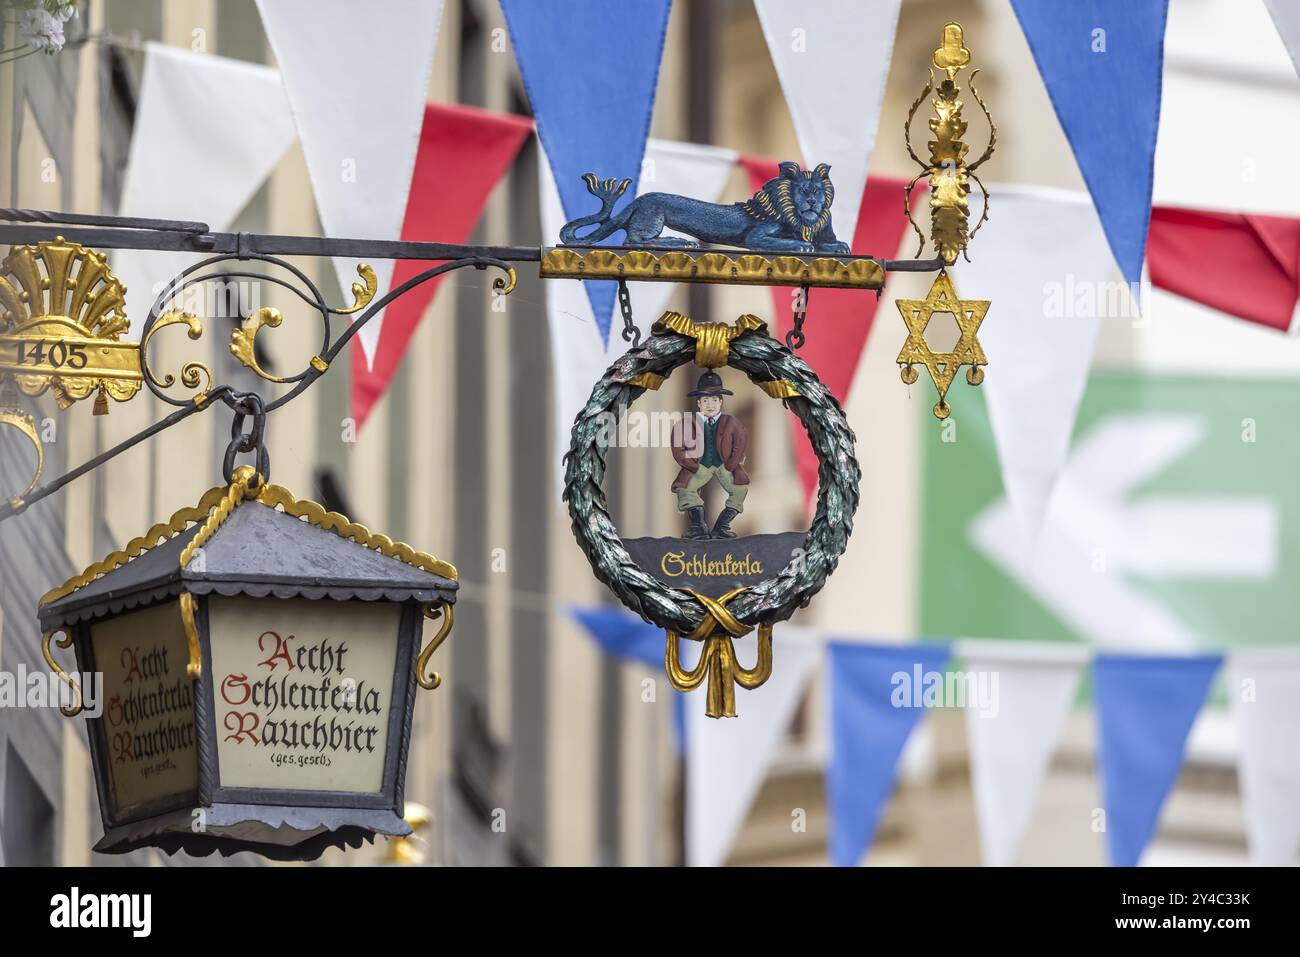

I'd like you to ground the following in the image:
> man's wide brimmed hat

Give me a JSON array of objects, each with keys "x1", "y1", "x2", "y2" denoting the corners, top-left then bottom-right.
[{"x1": 688, "y1": 370, "x2": 734, "y2": 397}]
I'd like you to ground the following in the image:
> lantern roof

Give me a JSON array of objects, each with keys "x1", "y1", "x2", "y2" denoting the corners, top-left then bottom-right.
[{"x1": 39, "y1": 467, "x2": 458, "y2": 631}]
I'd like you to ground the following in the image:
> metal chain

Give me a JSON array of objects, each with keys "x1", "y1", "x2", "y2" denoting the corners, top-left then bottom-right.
[
  {"x1": 618, "y1": 279, "x2": 641, "y2": 348},
  {"x1": 222, "y1": 391, "x2": 270, "y2": 486},
  {"x1": 785, "y1": 285, "x2": 810, "y2": 351}
]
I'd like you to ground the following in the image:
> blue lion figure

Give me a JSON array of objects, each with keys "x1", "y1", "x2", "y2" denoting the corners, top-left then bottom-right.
[{"x1": 558, "y1": 160, "x2": 850, "y2": 254}]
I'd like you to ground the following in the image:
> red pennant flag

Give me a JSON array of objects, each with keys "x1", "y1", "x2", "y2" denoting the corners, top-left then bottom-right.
[
  {"x1": 351, "y1": 103, "x2": 532, "y2": 428},
  {"x1": 1148, "y1": 206, "x2": 1300, "y2": 333},
  {"x1": 739, "y1": 156, "x2": 921, "y2": 507}
]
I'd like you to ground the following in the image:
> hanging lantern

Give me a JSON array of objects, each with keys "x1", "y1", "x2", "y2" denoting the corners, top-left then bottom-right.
[{"x1": 37, "y1": 465, "x2": 457, "y2": 860}]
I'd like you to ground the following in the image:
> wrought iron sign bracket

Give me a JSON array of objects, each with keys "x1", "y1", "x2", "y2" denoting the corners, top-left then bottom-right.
[{"x1": 0, "y1": 223, "x2": 940, "y2": 523}]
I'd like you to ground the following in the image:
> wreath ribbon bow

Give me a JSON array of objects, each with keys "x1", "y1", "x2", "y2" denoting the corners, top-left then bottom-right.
[{"x1": 666, "y1": 588, "x2": 774, "y2": 719}]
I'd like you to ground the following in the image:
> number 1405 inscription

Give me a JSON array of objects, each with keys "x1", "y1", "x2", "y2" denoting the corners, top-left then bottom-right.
[{"x1": 13, "y1": 339, "x2": 90, "y2": 369}]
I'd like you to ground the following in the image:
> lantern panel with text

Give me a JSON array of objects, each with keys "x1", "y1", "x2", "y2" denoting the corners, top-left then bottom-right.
[
  {"x1": 209, "y1": 597, "x2": 400, "y2": 794},
  {"x1": 91, "y1": 602, "x2": 200, "y2": 822}
]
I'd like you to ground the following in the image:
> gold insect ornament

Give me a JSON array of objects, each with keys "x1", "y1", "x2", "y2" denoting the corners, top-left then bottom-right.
[{"x1": 898, "y1": 22, "x2": 996, "y2": 419}]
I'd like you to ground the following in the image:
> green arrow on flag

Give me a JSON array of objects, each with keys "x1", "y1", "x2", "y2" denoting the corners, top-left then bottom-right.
[{"x1": 922, "y1": 373, "x2": 1295, "y2": 652}]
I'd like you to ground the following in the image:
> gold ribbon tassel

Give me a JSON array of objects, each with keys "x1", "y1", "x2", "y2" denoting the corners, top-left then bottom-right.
[{"x1": 664, "y1": 587, "x2": 774, "y2": 718}]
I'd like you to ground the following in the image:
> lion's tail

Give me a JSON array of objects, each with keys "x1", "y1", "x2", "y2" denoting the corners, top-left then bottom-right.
[{"x1": 559, "y1": 173, "x2": 631, "y2": 244}]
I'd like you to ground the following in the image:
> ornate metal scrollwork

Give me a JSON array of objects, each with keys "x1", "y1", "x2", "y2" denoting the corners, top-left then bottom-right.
[
  {"x1": 902, "y1": 22, "x2": 997, "y2": 265},
  {"x1": 41, "y1": 628, "x2": 83, "y2": 718},
  {"x1": 897, "y1": 22, "x2": 995, "y2": 419},
  {"x1": 137, "y1": 251, "x2": 513, "y2": 413},
  {"x1": 229, "y1": 307, "x2": 292, "y2": 383},
  {"x1": 417, "y1": 600, "x2": 455, "y2": 691},
  {"x1": 0, "y1": 237, "x2": 141, "y2": 410},
  {"x1": 138, "y1": 254, "x2": 369, "y2": 406},
  {"x1": 0, "y1": 235, "x2": 516, "y2": 515},
  {"x1": 140, "y1": 309, "x2": 212, "y2": 401}
]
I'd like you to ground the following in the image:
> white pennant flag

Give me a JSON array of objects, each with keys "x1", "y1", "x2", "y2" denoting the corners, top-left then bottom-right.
[
  {"x1": 954, "y1": 186, "x2": 1119, "y2": 539},
  {"x1": 115, "y1": 44, "x2": 296, "y2": 335},
  {"x1": 753, "y1": 0, "x2": 901, "y2": 242},
  {"x1": 255, "y1": 0, "x2": 444, "y2": 367},
  {"x1": 686, "y1": 630, "x2": 821, "y2": 867},
  {"x1": 957, "y1": 640, "x2": 1086, "y2": 867},
  {"x1": 1227, "y1": 650, "x2": 1300, "y2": 866},
  {"x1": 541, "y1": 139, "x2": 738, "y2": 498},
  {"x1": 1265, "y1": 0, "x2": 1300, "y2": 77}
]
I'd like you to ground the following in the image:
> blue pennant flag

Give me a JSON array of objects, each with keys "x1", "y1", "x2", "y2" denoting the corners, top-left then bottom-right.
[
  {"x1": 1094, "y1": 653, "x2": 1222, "y2": 866},
  {"x1": 500, "y1": 0, "x2": 671, "y2": 343},
  {"x1": 826, "y1": 641, "x2": 952, "y2": 867},
  {"x1": 1010, "y1": 0, "x2": 1169, "y2": 287},
  {"x1": 570, "y1": 605, "x2": 684, "y2": 749},
  {"x1": 571, "y1": 605, "x2": 664, "y2": 668}
]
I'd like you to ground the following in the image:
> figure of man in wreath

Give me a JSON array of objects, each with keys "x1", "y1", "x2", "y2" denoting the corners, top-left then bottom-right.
[{"x1": 671, "y1": 370, "x2": 749, "y2": 540}]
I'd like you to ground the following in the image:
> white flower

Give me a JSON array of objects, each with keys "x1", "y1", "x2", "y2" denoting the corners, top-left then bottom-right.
[
  {"x1": 15, "y1": 2, "x2": 78, "y2": 54},
  {"x1": 19, "y1": 9, "x2": 67, "y2": 53}
]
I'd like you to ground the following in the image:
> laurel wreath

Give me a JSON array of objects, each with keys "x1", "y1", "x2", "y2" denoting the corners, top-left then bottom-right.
[{"x1": 563, "y1": 320, "x2": 861, "y2": 636}]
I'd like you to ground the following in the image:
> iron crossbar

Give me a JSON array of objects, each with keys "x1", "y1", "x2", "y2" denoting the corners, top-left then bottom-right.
[
  {"x1": 0, "y1": 209, "x2": 946, "y2": 273},
  {"x1": 0, "y1": 208, "x2": 943, "y2": 524}
]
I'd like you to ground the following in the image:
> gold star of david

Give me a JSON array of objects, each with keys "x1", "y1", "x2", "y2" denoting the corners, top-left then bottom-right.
[{"x1": 896, "y1": 270, "x2": 989, "y2": 419}]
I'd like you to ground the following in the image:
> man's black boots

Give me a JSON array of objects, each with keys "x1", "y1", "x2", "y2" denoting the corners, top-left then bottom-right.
[
  {"x1": 684, "y1": 506, "x2": 710, "y2": 540},
  {"x1": 712, "y1": 506, "x2": 739, "y2": 539}
]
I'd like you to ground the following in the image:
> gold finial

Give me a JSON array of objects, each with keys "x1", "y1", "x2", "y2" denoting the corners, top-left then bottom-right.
[
  {"x1": 384, "y1": 803, "x2": 434, "y2": 865},
  {"x1": 933, "y1": 22, "x2": 971, "y2": 79},
  {"x1": 903, "y1": 22, "x2": 996, "y2": 266}
]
